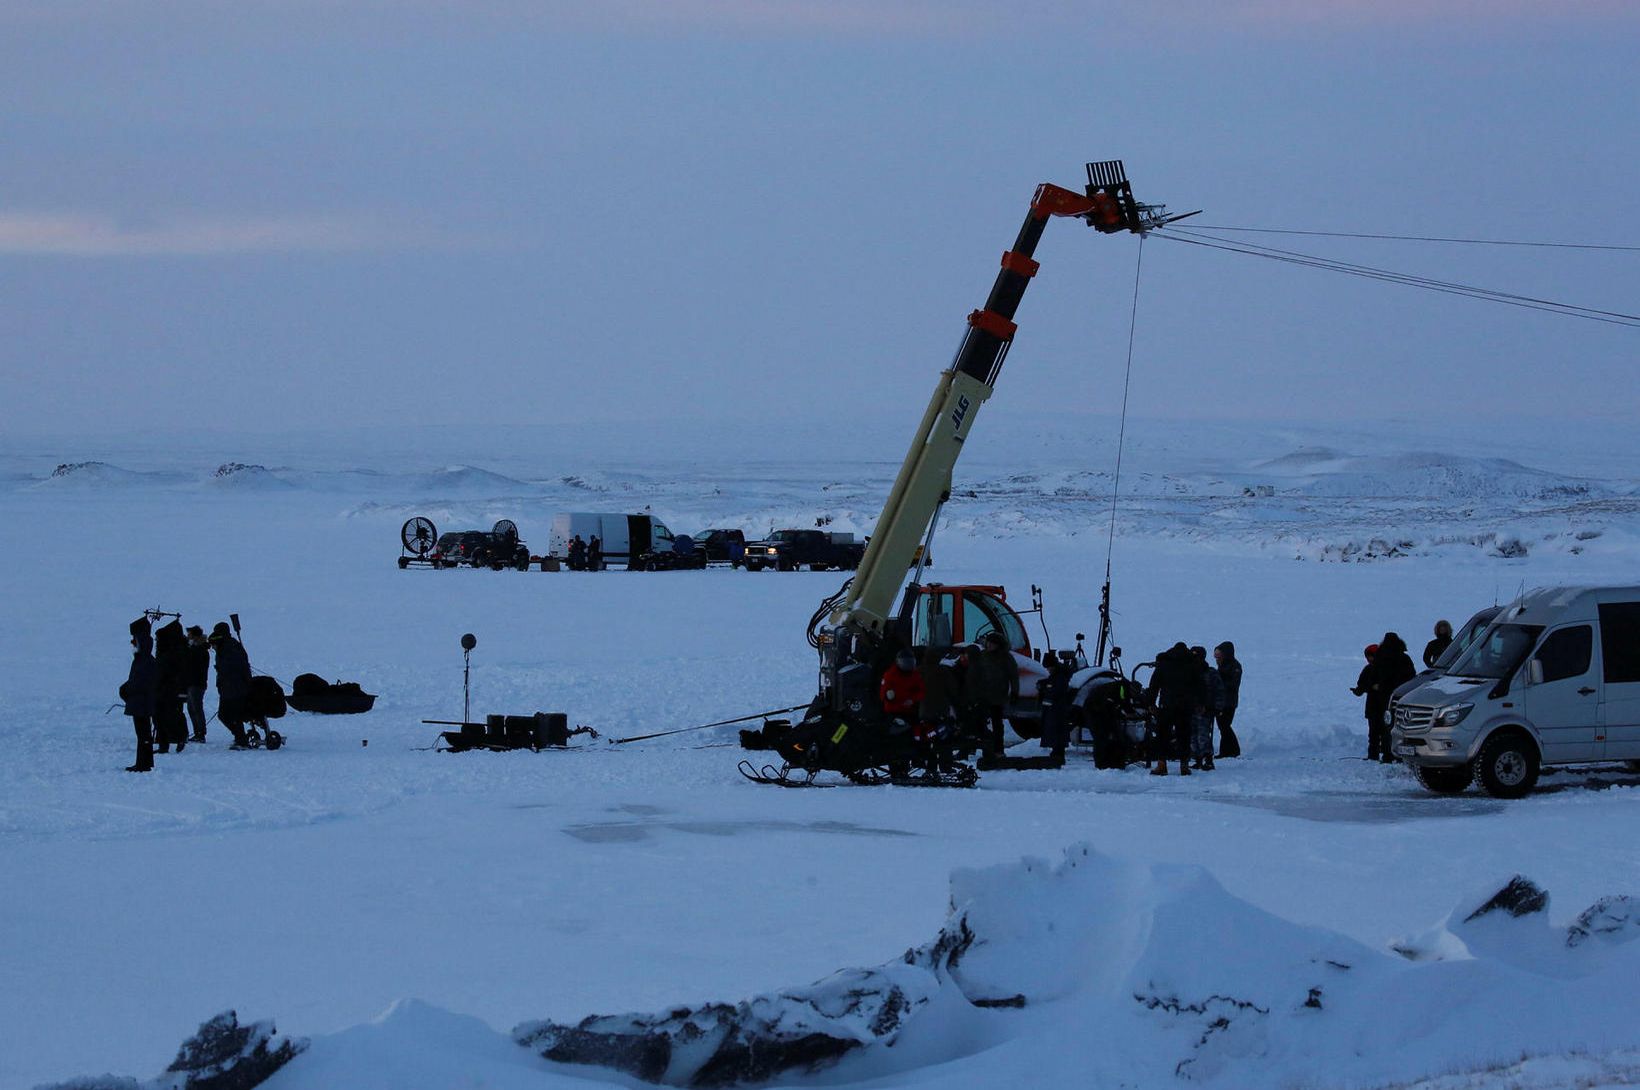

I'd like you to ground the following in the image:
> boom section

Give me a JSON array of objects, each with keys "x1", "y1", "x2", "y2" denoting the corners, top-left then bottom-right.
[{"x1": 834, "y1": 183, "x2": 1112, "y2": 635}]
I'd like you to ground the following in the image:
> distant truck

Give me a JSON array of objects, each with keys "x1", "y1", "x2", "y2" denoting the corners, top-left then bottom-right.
[
  {"x1": 694, "y1": 528, "x2": 747, "y2": 566},
  {"x1": 742, "y1": 529, "x2": 865, "y2": 572},
  {"x1": 546, "y1": 513, "x2": 680, "y2": 570}
]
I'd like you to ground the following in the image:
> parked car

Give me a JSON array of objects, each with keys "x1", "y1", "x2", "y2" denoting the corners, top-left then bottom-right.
[
  {"x1": 547, "y1": 512, "x2": 679, "y2": 570},
  {"x1": 428, "y1": 529, "x2": 530, "y2": 570},
  {"x1": 1392, "y1": 585, "x2": 1640, "y2": 798},
  {"x1": 694, "y1": 528, "x2": 747, "y2": 566},
  {"x1": 635, "y1": 534, "x2": 709, "y2": 571},
  {"x1": 742, "y1": 529, "x2": 865, "y2": 572}
]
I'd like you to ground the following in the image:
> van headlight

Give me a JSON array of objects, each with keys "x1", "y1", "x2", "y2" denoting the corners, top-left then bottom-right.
[{"x1": 1434, "y1": 703, "x2": 1473, "y2": 728}]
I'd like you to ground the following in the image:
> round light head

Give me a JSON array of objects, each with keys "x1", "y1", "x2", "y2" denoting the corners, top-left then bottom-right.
[{"x1": 461, "y1": 633, "x2": 477, "y2": 651}]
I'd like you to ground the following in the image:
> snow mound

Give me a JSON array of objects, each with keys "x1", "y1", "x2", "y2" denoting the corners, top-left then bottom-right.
[
  {"x1": 39, "y1": 1010, "x2": 305, "y2": 1090},
  {"x1": 407, "y1": 465, "x2": 536, "y2": 495},
  {"x1": 37, "y1": 461, "x2": 182, "y2": 488},
  {"x1": 36, "y1": 849, "x2": 1640, "y2": 1089},
  {"x1": 1256, "y1": 448, "x2": 1601, "y2": 501},
  {"x1": 206, "y1": 462, "x2": 296, "y2": 490}
]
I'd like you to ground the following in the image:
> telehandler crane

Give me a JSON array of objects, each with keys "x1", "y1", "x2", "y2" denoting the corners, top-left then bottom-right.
[{"x1": 742, "y1": 161, "x2": 1183, "y2": 787}]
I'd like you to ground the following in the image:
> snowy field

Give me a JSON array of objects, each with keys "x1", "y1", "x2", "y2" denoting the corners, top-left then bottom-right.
[{"x1": 2, "y1": 415, "x2": 1638, "y2": 1089}]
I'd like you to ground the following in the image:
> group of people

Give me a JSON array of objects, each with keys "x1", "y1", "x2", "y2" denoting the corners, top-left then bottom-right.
[
  {"x1": 564, "y1": 534, "x2": 603, "y2": 572},
  {"x1": 876, "y1": 631, "x2": 1245, "y2": 774},
  {"x1": 1144, "y1": 641, "x2": 1243, "y2": 775},
  {"x1": 1349, "y1": 622, "x2": 1448, "y2": 762},
  {"x1": 878, "y1": 631, "x2": 1022, "y2": 761},
  {"x1": 120, "y1": 616, "x2": 256, "y2": 772}
]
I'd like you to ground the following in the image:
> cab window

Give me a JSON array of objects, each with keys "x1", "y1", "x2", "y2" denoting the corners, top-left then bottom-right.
[
  {"x1": 913, "y1": 591, "x2": 954, "y2": 648},
  {"x1": 653, "y1": 521, "x2": 674, "y2": 543},
  {"x1": 964, "y1": 591, "x2": 1026, "y2": 652},
  {"x1": 1534, "y1": 625, "x2": 1593, "y2": 684}
]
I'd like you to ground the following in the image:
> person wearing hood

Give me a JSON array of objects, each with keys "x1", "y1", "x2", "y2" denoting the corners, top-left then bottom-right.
[
  {"x1": 208, "y1": 621, "x2": 253, "y2": 748},
  {"x1": 1423, "y1": 619, "x2": 1454, "y2": 669},
  {"x1": 967, "y1": 632, "x2": 1019, "y2": 759},
  {"x1": 1351, "y1": 643, "x2": 1380, "y2": 757},
  {"x1": 120, "y1": 619, "x2": 158, "y2": 772},
  {"x1": 1367, "y1": 632, "x2": 1416, "y2": 762},
  {"x1": 152, "y1": 620, "x2": 188, "y2": 753},
  {"x1": 184, "y1": 625, "x2": 211, "y2": 742},
  {"x1": 1213, "y1": 641, "x2": 1243, "y2": 758},
  {"x1": 1189, "y1": 646, "x2": 1223, "y2": 771},
  {"x1": 1146, "y1": 642, "x2": 1203, "y2": 777}
]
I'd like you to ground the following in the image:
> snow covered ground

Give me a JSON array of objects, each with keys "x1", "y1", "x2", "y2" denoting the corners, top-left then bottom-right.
[{"x1": 1, "y1": 415, "x2": 1637, "y2": 1089}]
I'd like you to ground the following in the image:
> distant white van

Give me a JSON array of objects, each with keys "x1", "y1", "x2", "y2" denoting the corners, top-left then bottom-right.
[
  {"x1": 547, "y1": 513, "x2": 677, "y2": 569},
  {"x1": 1393, "y1": 585, "x2": 1640, "y2": 798}
]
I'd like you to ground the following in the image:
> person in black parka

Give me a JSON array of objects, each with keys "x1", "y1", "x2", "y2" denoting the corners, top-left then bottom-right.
[
  {"x1": 1366, "y1": 631, "x2": 1416, "y2": 763},
  {"x1": 1214, "y1": 641, "x2": 1243, "y2": 758},
  {"x1": 587, "y1": 535, "x2": 603, "y2": 572},
  {"x1": 152, "y1": 620, "x2": 188, "y2": 753},
  {"x1": 184, "y1": 625, "x2": 211, "y2": 742},
  {"x1": 208, "y1": 621, "x2": 253, "y2": 748},
  {"x1": 121, "y1": 621, "x2": 159, "y2": 772},
  {"x1": 1423, "y1": 619, "x2": 1454, "y2": 669},
  {"x1": 967, "y1": 632, "x2": 1019, "y2": 758},
  {"x1": 1147, "y1": 642, "x2": 1204, "y2": 777}
]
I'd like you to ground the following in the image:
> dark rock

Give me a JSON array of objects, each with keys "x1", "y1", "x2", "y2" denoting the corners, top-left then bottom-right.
[
  {"x1": 1464, "y1": 876, "x2": 1548, "y2": 923},
  {"x1": 38, "y1": 1011, "x2": 305, "y2": 1090},
  {"x1": 1566, "y1": 895, "x2": 1640, "y2": 949}
]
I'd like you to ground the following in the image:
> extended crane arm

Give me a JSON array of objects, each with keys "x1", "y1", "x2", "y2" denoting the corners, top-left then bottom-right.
[{"x1": 832, "y1": 163, "x2": 1157, "y2": 639}]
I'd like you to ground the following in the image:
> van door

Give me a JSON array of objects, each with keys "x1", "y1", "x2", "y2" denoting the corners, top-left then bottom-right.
[
  {"x1": 1597, "y1": 603, "x2": 1640, "y2": 759},
  {"x1": 1523, "y1": 624, "x2": 1602, "y2": 763}
]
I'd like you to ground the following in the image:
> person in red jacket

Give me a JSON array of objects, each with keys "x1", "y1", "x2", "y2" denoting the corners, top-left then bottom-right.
[{"x1": 879, "y1": 649, "x2": 926, "y2": 725}]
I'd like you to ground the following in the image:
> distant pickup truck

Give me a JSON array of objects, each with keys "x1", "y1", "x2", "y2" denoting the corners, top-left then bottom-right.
[{"x1": 742, "y1": 529, "x2": 865, "y2": 572}]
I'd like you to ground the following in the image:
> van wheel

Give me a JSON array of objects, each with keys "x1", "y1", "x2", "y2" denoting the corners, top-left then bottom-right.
[
  {"x1": 397, "y1": 556, "x2": 410, "y2": 569},
  {"x1": 1414, "y1": 764, "x2": 1473, "y2": 795},
  {"x1": 1474, "y1": 732, "x2": 1539, "y2": 799}
]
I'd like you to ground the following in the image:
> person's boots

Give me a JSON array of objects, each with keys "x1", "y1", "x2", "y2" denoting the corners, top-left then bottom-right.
[
  {"x1": 1203, "y1": 756, "x2": 1215, "y2": 771},
  {"x1": 1150, "y1": 760, "x2": 1168, "y2": 776},
  {"x1": 1180, "y1": 761, "x2": 1192, "y2": 776}
]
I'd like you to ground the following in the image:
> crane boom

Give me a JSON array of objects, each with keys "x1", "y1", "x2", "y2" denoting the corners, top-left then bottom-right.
[{"x1": 833, "y1": 166, "x2": 1151, "y2": 638}]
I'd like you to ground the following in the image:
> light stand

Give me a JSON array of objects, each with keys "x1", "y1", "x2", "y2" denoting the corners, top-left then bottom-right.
[{"x1": 461, "y1": 633, "x2": 477, "y2": 723}]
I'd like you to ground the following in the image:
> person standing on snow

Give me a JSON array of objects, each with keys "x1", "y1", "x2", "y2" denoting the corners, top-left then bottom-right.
[
  {"x1": 208, "y1": 622, "x2": 253, "y2": 748},
  {"x1": 120, "y1": 619, "x2": 158, "y2": 773},
  {"x1": 152, "y1": 619, "x2": 188, "y2": 753},
  {"x1": 567, "y1": 534, "x2": 586, "y2": 572},
  {"x1": 1423, "y1": 619, "x2": 1453, "y2": 669},
  {"x1": 1351, "y1": 643, "x2": 1380, "y2": 758},
  {"x1": 1038, "y1": 655, "x2": 1075, "y2": 765},
  {"x1": 1366, "y1": 632, "x2": 1416, "y2": 763},
  {"x1": 184, "y1": 625, "x2": 211, "y2": 742},
  {"x1": 968, "y1": 632, "x2": 1019, "y2": 759},
  {"x1": 1213, "y1": 641, "x2": 1243, "y2": 758},
  {"x1": 1147, "y1": 642, "x2": 1202, "y2": 777},
  {"x1": 1189, "y1": 645, "x2": 1222, "y2": 771},
  {"x1": 587, "y1": 535, "x2": 603, "y2": 572}
]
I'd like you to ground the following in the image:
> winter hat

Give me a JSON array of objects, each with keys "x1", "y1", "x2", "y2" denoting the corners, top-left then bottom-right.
[
  {"x1": 186, "y1": 625, "x2": 205, "y2": 639},
  {"x1": 1191, "y1": 645, "x2": 1207, "y2": 659},
  {"x1": 129, "y1": 616, "x2": 151, "y2": 638},
  {"x1": 1215, "y1": 641, "x2": 1235, "y2": 657},
  {"x1": 209, "y1": 621, "x2": 232, "y2": 642},
  {"x1": 1365, "y1": 643, "x2": 1379, "y2": 658}
]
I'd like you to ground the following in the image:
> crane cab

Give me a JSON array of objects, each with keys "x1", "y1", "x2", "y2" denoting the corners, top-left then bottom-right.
[{"x1": 908, "y1": 583, "x2": 1050, "y2": 737}]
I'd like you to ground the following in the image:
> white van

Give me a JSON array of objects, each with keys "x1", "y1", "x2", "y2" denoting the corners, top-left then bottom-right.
[
  {"x1": 1392, "y1": 585, "x2": 1640, "y2": 798},
  {"x1": 547, "y1": 513, "x2": 677, "y2": 569}
]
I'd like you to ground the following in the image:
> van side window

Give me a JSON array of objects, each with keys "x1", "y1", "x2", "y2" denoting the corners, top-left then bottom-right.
[
  {"x1": 1598, "y1": 603, "x2": 1640, "y2": 684},
  {"x1": 1534, "y1": 625, "x2": 1593, "y2": 684}
]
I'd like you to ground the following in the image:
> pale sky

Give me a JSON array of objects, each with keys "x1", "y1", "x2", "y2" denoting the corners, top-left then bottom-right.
[{"x1": 2, "y1": 1, "x2": 1636, "y2": 436}]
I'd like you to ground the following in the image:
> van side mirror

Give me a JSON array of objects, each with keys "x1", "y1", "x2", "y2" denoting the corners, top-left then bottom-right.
[{"x1": 1526, "y1": 659, "x2": 1544, "y2": 686}]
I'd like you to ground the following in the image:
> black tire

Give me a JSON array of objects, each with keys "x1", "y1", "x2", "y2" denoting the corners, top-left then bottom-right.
[
  {"x1": 745, "y1": 562, "x2": 761, "y2": 572},
  {"x1": 1473, "y1": 731, "x2": 1539, "y2": 799},
  {"x1": 397, "y1": 556, "x2": 409, "y2": 569},
  {"x1": 1414, "y1": 763, "x2": 1473, "y2": 795},
  {"x1": 811, "y1": 562, "x2": 828, "y2": 572},
  {"x1": 1626, "y1": 761, "x2": 1640, "y2": 774}
]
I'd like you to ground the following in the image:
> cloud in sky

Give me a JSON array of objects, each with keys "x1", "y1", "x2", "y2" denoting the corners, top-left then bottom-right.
[{"x1": 0, "y1": 211, "x2": 481, "y2": 257}]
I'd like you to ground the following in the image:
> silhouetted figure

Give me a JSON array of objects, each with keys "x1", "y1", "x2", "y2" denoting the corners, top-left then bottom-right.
[
  {"x1": 208, "y1": 622, "x2": 253, "y2": 748},
  {"x1": 153, "y1": 619, "x2": 188, "y2": 753},
  {"x1": 1147, "y1": 642, "x2": 1203, "y2": 777},
  {"x1": 121, "y1": 620, "x2": 158, "y2": 772},
  {"x1": 1214, "y1": 641, "x2": 1242, "y2": 758},
  {"x1": 1039, "y1": 655, "x2": 1075, "y2": 763},
  {"x1": 1351, "y1": 643, "x2": 1380, "y2": 758},
  {"x1": 968, "y1": 632, "x2": 1019, "y2": 758},
  {"x1": 567, "y1": 534, "x2": 587, "y2": 572},
  {"x1": 1423, "y1": 619, "x2": 1453, "y2": 669},
  {"x1": 587, "y1": 535, "x2": 603, "y2": 572},
  {"x1": 184, "y1": 625, "x2": 211, "y2": 742},
  {"x1": 1189, "y1": 645, "x2": 1222, "y2": 770},
  {"x1": 1366, "y1": 632, "x2": 1416, "y2": 763}
]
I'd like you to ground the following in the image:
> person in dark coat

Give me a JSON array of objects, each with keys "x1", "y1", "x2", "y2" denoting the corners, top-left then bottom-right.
[
  {"x1": 184, "y1": 625, "x2": 211, "y2": 742},
  {"x1": 1350, "y1": 643, "x2": 1380, "y2": 758},
  {"x1": 587, "y1": 535, "x2": 603, "y2": 572},
  {"x1": 1038, "y1": 655, "x2": 1075, "y2": 764},
  {"x1": 967, "y1": 632, "x2": 1019, "y2": 758},
  {"x1": 1189, "y1": 646, "x2": 1223, "y2": 771},
  {"x1": 1366, "y1": 632, "x2": 1416, "y2": 763},
  {"x1": 567, "y1": 535, "x2": 586, "y2": 572},
  {"x1": 153, "y1": 619, "x2": 188, "y2": 753},
  {"x1": 1213, "y1": 641, "x2": 1242, "y2": 758},
  {"x1": 918, "y1": 646, "x2": 959, "y2": 741},
  {"x1": 121, "y1": 622, "x2": 158, "y2": 772},
  {"x1": 1423, "y1": 619, "x2": 1454, "y2": 669},
  {"x1": 1147, "y1": 642, "x2": 1203, "y2": 776},
  {"x1": 208, "y1": 621, "x2": 253, "y2": 748}
]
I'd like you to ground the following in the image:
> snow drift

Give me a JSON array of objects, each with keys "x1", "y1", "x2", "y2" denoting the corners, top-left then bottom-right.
[{"x1": 42, "y1": 846, "x2": 1640, "y2": 1089}]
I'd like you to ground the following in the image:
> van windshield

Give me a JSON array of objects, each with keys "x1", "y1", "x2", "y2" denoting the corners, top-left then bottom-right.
[
  {"x1": 1434, "y1": 608, "x2": 1502, "y2": 670},
  {"x1": 1447, "y1": 623, "x2": 1544, "y2": 680}
]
